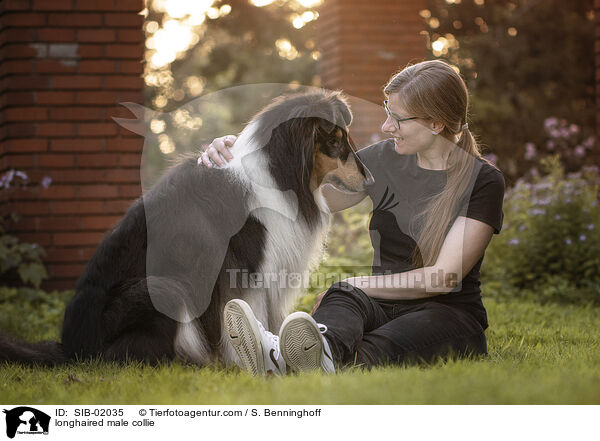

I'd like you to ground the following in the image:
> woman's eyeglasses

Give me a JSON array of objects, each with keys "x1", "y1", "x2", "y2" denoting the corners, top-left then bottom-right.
[{"x1": 383, "y1": 100, "x2": 418, "y2": 130}]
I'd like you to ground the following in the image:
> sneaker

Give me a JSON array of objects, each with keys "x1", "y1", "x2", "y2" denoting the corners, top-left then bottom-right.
[
  {"x1": 279, "y1": 311, "x2": 335, "y2": 374},
  {"x1": 224, "y1": 299, "x2": 286, "y2": 376}
]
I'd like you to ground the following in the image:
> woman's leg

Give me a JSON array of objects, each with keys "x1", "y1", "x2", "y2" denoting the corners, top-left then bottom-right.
[
  {"x1": 312, "y1": 282, "x2": 392, "y2": 366},
  {"x1": 354, "y1": 301, "x2": 487, "y2": 368}
]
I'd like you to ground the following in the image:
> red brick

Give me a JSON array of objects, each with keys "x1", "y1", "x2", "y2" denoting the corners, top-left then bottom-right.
[
  {"x1": 80, "y1": 215, "x2": 121, "y2": 229},
  {"x1": 37, "y1": 153, "x2": 76, "y2": 168},
  {"x1": 50, "y1": 138, "x2": 104, "y2": 152},
  {"x1": 4, "y1": 123, "x2": 36, "y2": 138},
  {"x1": 78, "y1": 123, "x2": 118, "y2": 136},
  {"x1": 38, "y1": 185, "x2": 77, "y2": 199},
  {"x1": 75, "y1": 91, "x2": 119, "y2": 104},
  {"x1": 6, "y1": 154, "x2": 37, "y2": 168},
  {"x1": 79, "y1": 60, "x2": 117, "y2": 73},
  {"x1": 77, "y1": 44, "x2": 104, "y2": 58},
  {"x1": 18, "y1": 233, "x2": 52, "y2": 247},
  {"x1": 117, "y1": 29, "x2": 143, "y2": 43},
  {"x1": 1, "y1": 28, "x2": 37, "y2": 42},
  {"x1": 3, "y1": 91, "x2": 35, "y2": 106},
  {"x1": 13, "y1": 201, "x2": 52, "y2": 215},
  {"x1": 37, "y1": 216, "x2": 81, "y2": 231},
  {"x1": 1, "y1": 44, "x2": 37, "y2": 59},
  {"x1": 105, "y1": 44, "x2": 142, "y2": 59},
  {"x1": 36, "y1": 91, "x2": 76, "y2": 105},
  {"x1": 33, "y1": 0, "x2": 73, "y2": 11},
  {"x1": 2, "y1": 0, "x2": 32, "y2": 11},
  {"x1": 78, "y1": 185, "x2": 119, "y2": 199},
  {"x1": 118, "y1": 153, "x2": 141, "y2": 167},
  {"x1": 5, "y1": 75, "x2": 51, "y2": 89},
  {"x1": 4, "y1": 107, "x2": 47, "y2": 121},
  {"x1": 105, "y1": 75, "x2": 144, "y2": 90},
  {"x1": 77, "y1": 29, "x2": 116, "y2": 43},
  {"x1": 47, "y1": 263, "x2": 87, "y2": 277},
  {"x1": 105, "y1": 169, "x2": 139, "y2": 183},
  {"x1": 51, "y1": 75, "x2": 103, "y2": 89},
  {"x1": 43, "y1": 279, "x2": 76, "y2": 291},
  {"x1": 105, "y1": 137, "x2": 143, "y2": 152},
  {"x1": 35, "y1": 60, "x2": 78, "y2": 73},
  {"x1": 76, "y1": 153, "x2": 118, "y2": 167},
  {"x1": 118, "y1": 184, "x2": 141, "y2": 198},
  {"x1": 37, "y1": 123, "x2": 77, "y2": 137},
  {"x1": 2, "y1": 12, "x2": 47, "y2": 26},
  {"x1": 49, "y1": 107, "x2": 106, "y2": 121},
  {"x1": 104, "y1": 199, "x2": 135, "y2": 213},
  {"x1": 103, "y1": 12, "x2": 144, "y2": 27},
  {"x1": 1, "y1": 60, "x2": 33, "y2": 74},
  {"x1": 48, "y1": 13, "x2": 103, "y2": 27},
  {"x1": 53, "y1": 232, "x2": 104, "y2": 246},
  {"x1": 118, "y1": 60, "x2": 143, "y2": 74},
  {"x1": 46, "y1": 247, "x2": 84, "y2": 262},
  {"x1": 38, "y1": 28, "x2": 76, "y2": 42},
  {"x1": 4, "y1": 139, "x2": 48, "y2": 152},
  {"x1": 117, "y1": 91, "x2": 144, "y2": 103},
  {"x1": 52, "y1": 200, "x2": 104, "y2": 214}
]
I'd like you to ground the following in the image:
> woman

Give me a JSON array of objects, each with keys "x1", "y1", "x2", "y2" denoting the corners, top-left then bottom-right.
[{"x1": 200, "y1": 60, "x2": 505, "y2": 374}]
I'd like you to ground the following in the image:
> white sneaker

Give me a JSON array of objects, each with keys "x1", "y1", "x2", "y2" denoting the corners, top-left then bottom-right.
[
  {"x1": 279, "y1": 311, "x2": 335, "y2": 374},
  {"x1": 224, "y1": 299, "x2": 286, "y2": 376}
]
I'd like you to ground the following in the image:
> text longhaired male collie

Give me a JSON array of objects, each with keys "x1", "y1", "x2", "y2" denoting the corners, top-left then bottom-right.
[{"x1": 0, "y1": 90, "x2": 372, "y2": 367}]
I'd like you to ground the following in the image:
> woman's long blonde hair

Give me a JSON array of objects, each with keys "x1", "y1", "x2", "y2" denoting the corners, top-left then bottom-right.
[{"x1": 384, "y1": 60, "x2": 491, "y2": 268}]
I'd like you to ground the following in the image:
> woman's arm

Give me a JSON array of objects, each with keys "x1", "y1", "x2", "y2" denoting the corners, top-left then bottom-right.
[{"x1": 344, "y1": 216, "x2": 494, "y2": 300}]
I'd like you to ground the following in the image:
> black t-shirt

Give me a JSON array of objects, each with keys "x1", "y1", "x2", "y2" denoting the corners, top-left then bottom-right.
[{"x1": 356, "y1": 140, "x2": 506, "y2": 329}]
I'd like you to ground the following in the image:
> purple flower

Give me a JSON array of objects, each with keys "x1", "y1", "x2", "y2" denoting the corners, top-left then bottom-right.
[
  {"x1": 588, "y1": 224, "x2": 595, "y2": 230},
  {"x1": 544, "y1": 117, "x2": 558, "y2": 129},
  {"x1": 579, "y1": 234, "x2": 586, "y2": 241},
  {"x1": 565, "y1": 238, "x2": 572, "y2": 245},
  {"x1": 559, "y1": 128, "x2": 570, "y2": 138},
  {"x1": 41, "y1": 176, "x2": 52, "y2": 189},
  {"x1": 530, "y1": 208, "x2": 546, "y2": 216},
  {"x1": 554, "y1": 214, "x2": 562, "y2": 220},
  {"x1": 519, "y1": 224, "x2": 527, "y2": 231},
  {"x1": 546, "y1": 140, "x2": 555, "y2": 151},
  {"x1": 508, "y1": 238, "x2": 520, "y2": 245},
  {"x1": 569, "y1": 124, "x2": 579, "y2": 135},
  {"x1": 15, "y1": 171, "x2": 28, "y2": 180},
  {"x1": 524, "y1": 143, "x2": 536, "y2": 160},
  {"x1": 536, "y1": 197, "x2": 551, "y2": 206},
  {"x1": 574, "y1": 146, "x2": 585, "y2": 157},
  {"x1": 583, "y1": 136, "x2": 595, "y2": 149}
]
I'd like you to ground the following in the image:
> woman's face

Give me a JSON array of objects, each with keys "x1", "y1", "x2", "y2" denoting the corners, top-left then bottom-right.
[{"x1": 381, "y1": 93, "x2": 437, "y2": 155}]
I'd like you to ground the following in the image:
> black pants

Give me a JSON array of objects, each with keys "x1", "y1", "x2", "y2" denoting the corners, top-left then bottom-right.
[{"x1": 312, "y1": 282, "x2": 488, "y2": 369}]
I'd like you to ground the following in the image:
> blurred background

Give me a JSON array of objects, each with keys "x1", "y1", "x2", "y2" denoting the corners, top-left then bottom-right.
[{"x1": 0, "y1": 0, "x2": 598, "y2": 312}]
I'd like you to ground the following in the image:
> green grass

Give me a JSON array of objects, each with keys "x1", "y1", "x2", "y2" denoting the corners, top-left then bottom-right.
[{"x1": 1, "y1": 296, "x2": 599, "y2": 404}]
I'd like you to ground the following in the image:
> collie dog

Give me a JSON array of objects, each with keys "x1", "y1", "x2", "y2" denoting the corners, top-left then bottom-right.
[{"x1": 0, "y1": 90, "x2": 372, "y2": 366}]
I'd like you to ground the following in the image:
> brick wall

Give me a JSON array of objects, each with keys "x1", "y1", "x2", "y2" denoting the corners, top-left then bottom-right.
[
  {"x1": 0, "y1": 0, "x2": 145, "y2": 290},
  {"x1": 316, "y1": 0, "x2": 427, "y2": 147}
]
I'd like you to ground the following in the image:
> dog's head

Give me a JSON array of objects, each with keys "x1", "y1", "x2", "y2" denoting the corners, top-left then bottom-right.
[{"x1": 249, "y1": 90, "x2": 373, "y2": 201}]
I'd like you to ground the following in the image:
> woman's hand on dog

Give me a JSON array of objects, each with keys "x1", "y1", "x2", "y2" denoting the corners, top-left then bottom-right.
[{"x1": 198, "y1": 135, "x2": 236, "y2": 168}]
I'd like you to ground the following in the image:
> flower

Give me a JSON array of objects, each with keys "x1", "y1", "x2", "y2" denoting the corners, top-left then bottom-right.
[
  {"x1": 569, "y1": 124, "x2": 579, "y2": 135},
  {"x1": 519, "y1": 224, "x2": 527, "y2": 231},
  {"x1": 554, "y1": 214, "x2": 562, "y2": 220},
  {"x1": 574, "y1": 146, "x2": 585, "y2": 157},
  {"x1": 565, "y1": 238, "x2": 572, "y2": 245},
  {"x1": 588, "y1": 224, "x2": 595, "y2": 230},
  {"x1": 583, "y1": 136, "x2": 595, "y2": 149},
  {"x1": 544, "y1": 117, "x2": 558, "y2": 129},
  {"x1": 41, "y1": 176, "x2": 52, "y2": 189},
  {"x1": 524, "y1": 143, "x2": 536, "y2": 160},
  {"x1": 508, "y1": 238, "x2": 520, "y2": 245},
  {"x1": 579, "y1": 234, "x2": 586, "y2": 241},
  {"x1": 546, "y1": 140, "x2": 555, "y2": 150},
  {"x1": 529, "y1": 208, "x2": 546, "y2": 216}
]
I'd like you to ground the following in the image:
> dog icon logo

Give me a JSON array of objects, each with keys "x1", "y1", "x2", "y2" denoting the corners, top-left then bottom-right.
[{"x1": 3, "y1": 407, "x2": 50, "y2": 439}]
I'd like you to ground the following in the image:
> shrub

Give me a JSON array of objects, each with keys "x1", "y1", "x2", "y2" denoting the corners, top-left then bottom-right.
[
  {"x1": 0, "y1": 170, "x2": 51, "y2": 288},
  {"x1": 482, "y1": 155, "x2": 600, "y2": 304}
]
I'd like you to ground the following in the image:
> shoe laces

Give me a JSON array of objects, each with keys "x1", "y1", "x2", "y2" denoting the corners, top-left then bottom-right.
[
  {"x1": 258, "y1": 321, "x2": 281, "y2": 358},
  {"x1": 317, "y1": 324, "x2": 328, "y2": 334}
]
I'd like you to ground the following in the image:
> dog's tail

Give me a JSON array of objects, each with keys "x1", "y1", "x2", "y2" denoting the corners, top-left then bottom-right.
[{"x1": 0, "y1": 332, "x2": 70, "y2": 366}]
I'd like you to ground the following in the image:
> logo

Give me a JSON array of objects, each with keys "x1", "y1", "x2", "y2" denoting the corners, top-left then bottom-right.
[{"x1": 3, "y1": 407, "x2": 50, "y2": 439}]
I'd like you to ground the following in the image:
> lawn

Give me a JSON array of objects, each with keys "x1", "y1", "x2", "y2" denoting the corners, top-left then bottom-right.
[{"x1": 1, "y1": 295, "x2": 599, "y2": 404}]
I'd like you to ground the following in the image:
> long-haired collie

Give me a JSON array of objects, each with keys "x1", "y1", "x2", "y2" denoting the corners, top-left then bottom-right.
[{"x1": 0, "y1": 90, "x2": 372, "y2": 367}]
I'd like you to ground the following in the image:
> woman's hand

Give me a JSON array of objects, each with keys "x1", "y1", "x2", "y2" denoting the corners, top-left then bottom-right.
[{"x1": 198, "y1": 135, "x2": 237, "y2": 168}]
